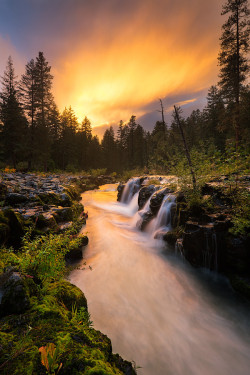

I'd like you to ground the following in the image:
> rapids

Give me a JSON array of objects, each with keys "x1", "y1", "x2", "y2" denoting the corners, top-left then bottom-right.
[{"x1": 69, "y1": 184, "x2": 250, "y2": 375}]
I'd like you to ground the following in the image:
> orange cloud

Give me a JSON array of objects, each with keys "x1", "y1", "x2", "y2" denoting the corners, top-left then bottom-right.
[{"x1": 50, "y1": 0, "x2": 223, "y2": 126}]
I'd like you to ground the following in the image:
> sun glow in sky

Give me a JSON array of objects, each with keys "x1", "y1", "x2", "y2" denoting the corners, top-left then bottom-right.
[{"x1": 0, "y1": 0, "x2": 224, "y2": 130}]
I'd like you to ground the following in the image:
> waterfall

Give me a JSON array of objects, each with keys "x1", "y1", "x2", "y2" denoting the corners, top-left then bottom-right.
[
  {"x1": 121, "y1": 178, "x2": 141, "y2": 204},
  {"x1": 147, "y1": 194, "x2": 176, "y2": 238},
  {"x1": 132, "y1": 191, "x2": 155, "y2": 228}
]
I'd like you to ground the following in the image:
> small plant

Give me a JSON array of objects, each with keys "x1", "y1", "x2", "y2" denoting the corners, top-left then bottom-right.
[
  {"x1": 71, "y1": 304, "x2": 93, "y2": 327},
  {"x1": 4, "y1": 166, "x2": 16, "y2": 173},
  {"x1": 39, "y1": 343, "x2": 62, "y2": 375}
]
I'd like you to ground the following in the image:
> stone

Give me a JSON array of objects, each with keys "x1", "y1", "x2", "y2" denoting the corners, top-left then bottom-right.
[
  {"x1": 4, "y1": 193, "x2": 28, "y2": 206},
  {"x1": 0, "y1": 271, "x2": 37, "y2": 317},
  {"x1": 138, "y1": 185, "x2": 157, "y2": 210},
  {"x1": 149, "y1": 187, "x2": 171, "y2": 215},
  {"x1": 46, "y1": 279, "x2": 87, "y2": 310},
  {"x1": 117, "y1": 183, "x2": 125, "y2": 201}
]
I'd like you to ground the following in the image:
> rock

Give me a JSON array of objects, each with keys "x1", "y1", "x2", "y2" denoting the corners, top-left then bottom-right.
[
  {"x1": 46, "y1": 279, "x2": 87, "y2": 310},
  {"x1": 0, "y1": 222, "x2": 10, "y2": 245},
  {"x1": 65, "y1": 235, "x2": 89, "y2": 260},
  {"x1": 3, "y1": 209, "x2": 24, "y2": 248},
  {"x1": 0, "y1": 182, "x2": 7, "y2": 200},
  {"x1": 112, "y1": 354, "x2": 137, "y2": 375},
  {"x1": 225, "y1": 235, "x2": 250, "y2": 274},
  {"x1": 149, "y1": 187, "x2": 172, "y2": 215},
  {"x1": 0, "y1": 271, "x2": 37, "y2": 317},
  {"x1": 4, "y1": 193, "x2": 28, "y2": 206},
  {"x1": 117, "y1": 183, "x2": 125, "y2": 201},
  {"x1": 138, "y1": 185, "x2": 157, "y2": 210},
  {"x1": 36, "y1": 213, "x2": 57, "y2": 230},
  {"x1": 52, "y1": 207, "x2": 74, "y2": 222},
  {"x1": 140, "y1": 211, "x2": 154, "y2": 231}
]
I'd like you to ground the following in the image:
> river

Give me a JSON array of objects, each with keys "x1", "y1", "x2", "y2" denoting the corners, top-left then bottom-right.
[{"x1": 69, "y1": 184, "x2": 250, "y2": 375}]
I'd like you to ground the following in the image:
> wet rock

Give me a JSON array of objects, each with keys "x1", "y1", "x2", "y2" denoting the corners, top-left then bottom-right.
[
  {"x1": 112, "y1": 354, "x2": 137, "y2": 375},
  {"x1": 65, "y1": 235, "x2": 89, "y2": 260},
  {"x1": 117, "y1": 183, "x2": 125, "y2": 201},
  {"x1": 140, "y1": 211, "x2": 154, "y2": 231},
  {"x1": 138, "y1": 185, "x2": 157, "y2": 210},
  {"x1": 149, "y1": 187, "x2": 172, "y2": 215}
]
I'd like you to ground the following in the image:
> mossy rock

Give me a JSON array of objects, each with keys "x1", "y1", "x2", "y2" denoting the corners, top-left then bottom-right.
[
  {"x1": 38, "y1": 192, "x2": 72, "y2": 207},
  {"x1": 36, "y1": 213, "x2": 57, "y2": 230},
  {"x1": 46, "y1": 279, "x2": 87, "y2": 311},
  {"x1": 53, "y1": 207, "x2": 74, "y2": 223},
  {"x1": 3, "y1": 209, "x2": 25, "y2": 248},
  {"x1": 0, "y1": 222, "x2": 10, "y2": 245},
  {"x1": 0, "y1": 272, "x2": 37, "y2": 317}
]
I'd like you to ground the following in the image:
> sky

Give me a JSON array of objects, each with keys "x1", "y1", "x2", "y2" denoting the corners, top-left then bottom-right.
[{"x1": 0, "y1": 0, "x2": 225, "y2": 135}]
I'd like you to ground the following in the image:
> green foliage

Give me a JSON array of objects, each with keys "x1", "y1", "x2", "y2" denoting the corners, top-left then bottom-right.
[
  {"x1": 89, "y1": 168, "x2": 107, "y2": 177},
  {"x1": 229, "y1": 189, "x2": 250, "y2": 236}
]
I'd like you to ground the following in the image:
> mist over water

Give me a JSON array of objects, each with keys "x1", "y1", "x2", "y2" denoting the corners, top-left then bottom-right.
[{"x1": 70, "y1": 185, "x2": 250, "y2": 375}]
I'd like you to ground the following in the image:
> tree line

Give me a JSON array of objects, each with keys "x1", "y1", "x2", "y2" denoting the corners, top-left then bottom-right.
[{"x1": 0, "y1": 0, "x2": 249, "y2": 174}]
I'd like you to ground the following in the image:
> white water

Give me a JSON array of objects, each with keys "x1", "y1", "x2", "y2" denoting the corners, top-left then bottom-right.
[
  {"x1": 146, "y1": 194, "x2": 176, "y2": 238},
  {"x1": 121, "y1": 177, "x2": 141, "y2": 204},
  {"x1": 70, "y1": 184, "x2": 250, "y2": 375}
]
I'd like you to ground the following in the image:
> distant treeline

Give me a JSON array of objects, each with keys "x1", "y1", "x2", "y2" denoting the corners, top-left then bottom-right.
[{"x1": 0, "y1": 0, "x2": 249, "y2": 174}]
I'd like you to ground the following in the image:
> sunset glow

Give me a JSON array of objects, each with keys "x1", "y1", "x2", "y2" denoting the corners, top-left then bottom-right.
[{"x1": 0, "y1": 0, "x2": 224, "y2": 127}]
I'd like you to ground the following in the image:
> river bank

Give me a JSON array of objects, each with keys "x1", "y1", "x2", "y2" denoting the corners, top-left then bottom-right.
[
  {"x1": 117, "y1": 175, "x2": 250, "y2": 300},
  {"x1": 0, "y1": 172, "x2": 136, "y2": 375},
  {"x1": 69, "y1": 183, "x2": 250, "y2": 375}
]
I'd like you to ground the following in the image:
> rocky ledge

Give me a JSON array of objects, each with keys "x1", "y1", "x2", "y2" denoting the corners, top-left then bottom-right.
[
  {"x1": 0, "y1": 268, "x2": 136, "y2": 375},
  {"x1": 118, "y1": 175, "x2": 250, "y2": 300},
  {"x1": 0, "y1": 172, "x2": 115, "y2": 248}
]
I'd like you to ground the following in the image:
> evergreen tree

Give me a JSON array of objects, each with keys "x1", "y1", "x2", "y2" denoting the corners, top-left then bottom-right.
[
  {"x1": 0, "y1": 57, "x2": 27, "y2": 168},
  {"x1": 218, "y1": 0, "x2": 249, "y2": 147},
  {"x1": 34, "y1": 52, "x2": 54, "y2": 169},
  {"x1": 77, "y1": 116, "x2": 92, "y2": 170},
  {"x1": 102, "y1": 126, "x2": 117, "y2": 171},
  {"x1": 127, "y1": 115, "x2": 137, "y2": 168},
  {"x1": 19, "y1": 58, "x2": 37, "y2": 168}
]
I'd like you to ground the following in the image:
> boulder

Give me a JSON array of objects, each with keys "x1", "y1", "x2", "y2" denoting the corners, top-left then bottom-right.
[
  {"x1": 117, "y1": 183, "x2": 125, "y2": 201},
  {"x1": 3, "y1": 209, "x2": 25, "y2": 248},
  {"x1": 46, "y1": 279, "x2": 87, "y2": 310},
  {"x1": 149, "y1": 187, "x2": 172, "y2": 215},
  {"x1": 4, "y1": 193, "x2": 28, "y2": 206},
  {"x1": 65, "y1": 235, "x2": 89, "y2": 260},
  {"x1": 0, "y1": 271, "x2": 37, "y2": 317},
  {"x1": 138, "y1": 185, "x2": 157, "y2": 210}
]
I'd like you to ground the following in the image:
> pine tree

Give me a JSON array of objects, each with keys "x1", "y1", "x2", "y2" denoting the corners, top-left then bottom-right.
[
  {"x1": 19, "y1": 58, "x2": 37, "y2": 168},
  {"x1": 218, "y1": 0, "x2": 249, "y2": 148},
  {"x1": 0, "y1": 57, "x2": 27, "y2": 168},
  {"x1": 34, "y1": 52, "x2": 54, "y2": 170}
]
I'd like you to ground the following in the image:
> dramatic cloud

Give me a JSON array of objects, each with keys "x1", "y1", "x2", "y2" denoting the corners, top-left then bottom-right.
[{"x1": 0, "y1": 0, "x2": 224, "y2": 128}]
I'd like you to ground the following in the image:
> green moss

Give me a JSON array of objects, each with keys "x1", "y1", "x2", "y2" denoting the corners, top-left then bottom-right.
[
  {"x1": 46, "y1": 280, "x2": 87, "y2": 311},
  {"x1": 0, "y1": 282, "x2": 130, "y2": 375},
  {"x1": 0, "y1": 223, "x2": 9, "y2": 245}
]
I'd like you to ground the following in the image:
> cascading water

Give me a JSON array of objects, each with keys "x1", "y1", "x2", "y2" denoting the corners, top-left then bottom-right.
[
  {"x1": 132, "y1": 191, "x2": 155, "y2": 228},
  {"x1": 70, "y1": 184, "x2": 250, "y2": 375},
  {"x1": 121, "y1": 177, "x2": 141, "y2": 204},
  {"x1": 146, "y1": 194, "x2": 176, "y2": 238}
]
